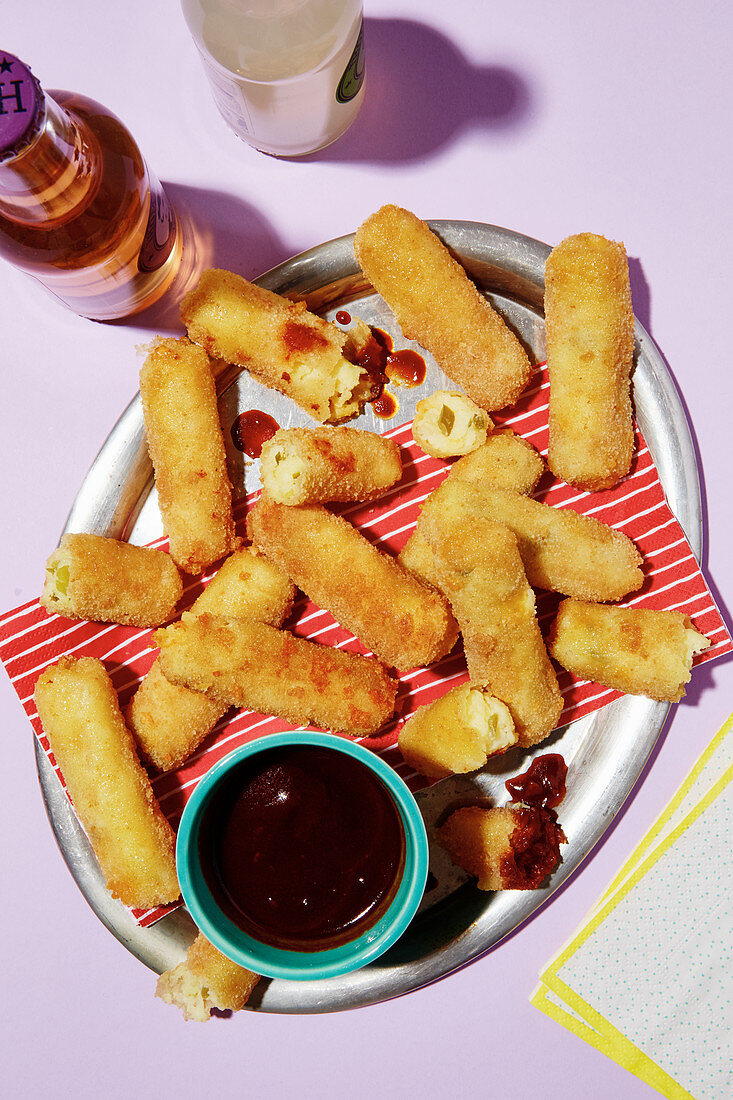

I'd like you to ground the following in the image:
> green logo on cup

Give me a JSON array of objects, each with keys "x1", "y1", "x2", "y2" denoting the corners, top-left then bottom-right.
[{"x1": 336, "y1": 21, "x2": 365, "y2": 104}]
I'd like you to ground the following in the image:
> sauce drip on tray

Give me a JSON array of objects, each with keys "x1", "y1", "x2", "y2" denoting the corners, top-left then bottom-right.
[
  {"x1": 505, "y1": 753, "x2": 567, "y2": 810},
  {"x1": 230, "y1": 410, "x2": 279, "y2": 458}
]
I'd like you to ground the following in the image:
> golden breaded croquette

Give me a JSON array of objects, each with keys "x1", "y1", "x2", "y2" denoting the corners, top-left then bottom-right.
[
  {"x1": 260, "y1": 425, "x2": 402, "y2": 505},
  {"x1": 424, "y1": 517, "x2": 563, "y2": 747},
  {"x1": 156, "y1": 934, "x2": 260, "y2": 1021},
  {"x1": 402, "y1": 481, "x2": 643, "y2": 602},
  {"x1": 545, "y1": 233, "x2": 635, "y2": 491},
  {"x1": 548, "y1": 600, "x2": 710, "y2": 702},
  {"x1": 154, "y1": 614, "x2": 397, "y2": 737},
  {"x1": 399, "y1": 431, "x2": 545, "y2": 588},
  {"x1": 140, "y1": 337, "x2": 240, "y2": 575},
  {"x1": 128, "y1": 661, "x2": 227, "y2": 773},
  {"x1": 34, "y1": 656, "x2": 179, "y2": 908},
  {"x1": 181, "y1": 269, "x2": 378, "y2": 423},
  {"x1": 41, "y1": 533, "x2": 182, "y2": 627},
  {"x1": 398, "y1": 684, "x2": 517, "y2": 779},
  {"x1": 354, "y1": 205, "x2": 533, "y2": 411},
  {"x1": 128, "y1": 547, "x2": 296, "y2": 771},
  {"x1": 189, "y1": 545, "x2": 296, "y2": 624},
  {"x1": 248, "y1": 495, "x2": 458, "y2": 671},
  {"x1": 447, "y1": 429, "x2": 545, "y2": 495},
  {"x1": 438, "y1": 805, "x2": 565, "y2": 890},
  {"x1": 412, "y1": 391, "x2": 491, "y2": 458}
]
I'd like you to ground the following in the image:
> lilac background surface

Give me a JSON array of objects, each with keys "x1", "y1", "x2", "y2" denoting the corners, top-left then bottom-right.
[{"x1": 2, "y1": 2, "x2": 732, "y2": 1097}]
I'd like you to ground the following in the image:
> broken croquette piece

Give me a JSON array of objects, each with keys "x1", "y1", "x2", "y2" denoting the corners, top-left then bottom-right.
[
  {"x1": 248, "y1": 495, "x2": 458, "y2": 671},
  {"x1": 154, "y1": 614, "x2": 397, "y2": 737},
  {"x1": 412, "y1": 391, "x2": 491, "y2": 459},
  {"x1": 156, "y1": 934, "x2": 260, "y2": 1021},
  {"x1": 260, "y1": 425, "x2": 402, "y2": 505},
  {"x1": 547, "y1": 600, "x2": 710, "y2": 702},
  {"x1": 180, "y1": 269, "x2": 376, "y2": 423},
  {"x1": 33, "y1": 656, "x2": 179, "y2": 909},
  {"x1": 398, "y1": 683, "x2": 517, "y2": 779},
  {"x1": 128, "y1": 547, "x2": 296, "y2": 772},
  {"x1": 41, "y1": 533, "x2": 182, "y2": 627},
  {"x1": 354, "y1": 205, "x2": 533, "y2": 411},
  {"x1": 139, "y1": 336, "x2": 240, "y2": 575},
  {"x1": 545, "y1": 232, "x2": 635, "y2": 491},
  {"x1": 437, "y1": 804, "x2": 565, "y2": 890}
]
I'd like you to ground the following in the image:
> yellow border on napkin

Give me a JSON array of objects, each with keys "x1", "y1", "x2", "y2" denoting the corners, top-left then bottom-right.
[
  {"x1": 595, "y1": 711, "x2": 733, "y2": 908},
  {"x1": 532, "y1": 712, "x2": 733, "y2": 1100}
]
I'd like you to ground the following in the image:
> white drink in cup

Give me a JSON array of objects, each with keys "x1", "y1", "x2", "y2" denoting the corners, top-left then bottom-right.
[{"x1": 180, "y1": 0, "x2": 365, "y2": 157}]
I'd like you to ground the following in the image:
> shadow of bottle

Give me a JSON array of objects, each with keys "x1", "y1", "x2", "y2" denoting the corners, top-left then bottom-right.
[{"x1": 299, "y1": 16, "x2": 534, "y2": 165}]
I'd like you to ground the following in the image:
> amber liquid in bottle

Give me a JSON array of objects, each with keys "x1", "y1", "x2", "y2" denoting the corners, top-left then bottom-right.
[{"x1": 0, "y1": 91, "x2": 183, "y2": 320}]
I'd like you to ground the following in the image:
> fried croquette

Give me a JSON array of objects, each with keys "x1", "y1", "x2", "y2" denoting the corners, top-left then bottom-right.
[
  {"x1": 41, "y1": 533, "x2": 182, "y2": 627},
  {"x1": 128, "y1": 548, "x2": 296, "y2": 771},
  {"x1": 248, "y1": 495, "x2": 458, "y2": 671},
  {"x1": 548, "y1": 600, "x2": 710, "y2": 702},
  {"x1": 140, "y1": 337, "x2": 240, "y2": 575},
  {"x1": 412, "y1": 391, "x2": 491, "y2": 458},
  {"x1": 398, "y1": 683, "x2": 517, "y2": 779},
  {"x1": 437, "y1": 804, "x2": 565, "y2": 890},
  {"x1": 34, "y1": 656, "x2": 179, "y2": 908},
  {"x1": 154, "y1": 614, "x2": 397, "y2": 736},
  {"x1": 424, "y1": 517, "x2": 563, "y2": 746},
  {"x1": 180, "y1": 269, "x2": 377, "y2": 423},
  {"x1": 545, "y1": 233, "x2": 635, "y2": 491},
  {"x1": 259, "y1": 425, "x2": 402, "y2": 505},
  {"x1": 156, "y1": 934, "x2": 260, "y2": 1021},
  {"x1": 354, "y1": 205, "x2": 533, "y2": 410},
  {"x1": 399, "y1": 431, "x2": 545, "y2": 588},
  {"x1": 402, "y1": 481, "x2": 643, "y2": 602}
]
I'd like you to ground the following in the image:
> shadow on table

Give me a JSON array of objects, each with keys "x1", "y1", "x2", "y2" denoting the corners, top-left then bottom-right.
[
  {"x1": 299, "y1": 16, "x2": 534, "y2": 166},
  {"x1": 125, "y1": 183, "x2": 295, "y2": 334},
  {"x1": 628, "y1": 255, "x2": 732, "y2": 637}
]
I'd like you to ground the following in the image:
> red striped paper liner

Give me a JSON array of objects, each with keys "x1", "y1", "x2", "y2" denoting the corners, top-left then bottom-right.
[{"x1": 2, "y1": 363, "x2": 731, "y2": 925}]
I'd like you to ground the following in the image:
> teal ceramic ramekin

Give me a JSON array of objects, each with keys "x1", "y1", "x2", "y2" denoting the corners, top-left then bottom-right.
[{"x1": 176, "y1": 731, "x2": 429, "y2": 981}]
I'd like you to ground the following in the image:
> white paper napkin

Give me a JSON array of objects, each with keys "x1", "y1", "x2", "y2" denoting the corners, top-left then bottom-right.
[{"x1": 533, "y1": 713, "x2": 733, "y2": 1100}]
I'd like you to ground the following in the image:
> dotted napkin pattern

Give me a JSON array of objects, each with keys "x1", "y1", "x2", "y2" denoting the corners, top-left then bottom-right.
[
  {"x1": 533, "y1": 712, "x2": 733, "y2": 1100},
  {"x1": 1, "y1": 364, "x2": 731, "y2": 926}
]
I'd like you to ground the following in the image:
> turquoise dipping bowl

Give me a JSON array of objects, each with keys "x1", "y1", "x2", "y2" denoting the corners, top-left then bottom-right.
[{"x1": 176, "y1": 731, "x2": 429, "y2": 981}]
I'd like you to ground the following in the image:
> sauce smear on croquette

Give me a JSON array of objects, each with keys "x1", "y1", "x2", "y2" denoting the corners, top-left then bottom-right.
[{"x1": 199, "y1": 745, "x2": 405, "y2": 950}]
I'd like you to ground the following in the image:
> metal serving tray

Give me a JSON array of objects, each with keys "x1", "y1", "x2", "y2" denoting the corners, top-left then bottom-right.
[{"x1": 35, "y1": 222, "x2": 701, "y2": 1013}]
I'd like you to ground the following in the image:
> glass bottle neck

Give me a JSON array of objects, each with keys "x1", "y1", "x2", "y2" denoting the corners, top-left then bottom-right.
[{"x1": 0, "y1": 92, "x2": 96, "y2": 226}]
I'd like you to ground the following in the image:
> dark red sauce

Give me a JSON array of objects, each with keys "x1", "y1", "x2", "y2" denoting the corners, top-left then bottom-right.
[
  {"x1": 505, "y1": 753, "x2": 567, "y2": 810},
  {"x1": 230, "y1": 410, "x2": 280, "y2": 458},
  {"x1": 335, "y1": 310, "x2": 351, "y2": 325},
  {"x1": 371, "y1": 392, "x2": 399, "y2": 419},
  {"x1": 386, "y1": 348, "x2": 427, "y2": 387},
  {"x1": 501, "y1": 806, "x2": 566, "y2": 889},
  {"x1": 349, "y1": 329, "x2": 389, "y2": 382},
  {"x1": 199, "y1": 746, "x2": 405, "y2": 951}
]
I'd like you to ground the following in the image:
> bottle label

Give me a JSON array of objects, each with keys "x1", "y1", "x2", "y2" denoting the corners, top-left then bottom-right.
[
  {"x1": 203, "y1": 60, "x2": 254, "y2": 137},
  {"x1": 336, "y1": 19, "x2": 365, "y2": 104},
  {"x1": 138, "y1": 174, "x2": 177, "y2": 273}
]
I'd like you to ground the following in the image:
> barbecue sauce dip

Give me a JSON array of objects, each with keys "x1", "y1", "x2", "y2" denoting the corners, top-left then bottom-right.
[{"x1": 199, "y1": 746, "x2": 405, "y2": 951}]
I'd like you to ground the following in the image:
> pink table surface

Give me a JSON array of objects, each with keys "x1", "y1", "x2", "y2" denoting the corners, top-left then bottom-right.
[{"x1": 3, "y1": 3, "x2": 731, "y2": 1097}]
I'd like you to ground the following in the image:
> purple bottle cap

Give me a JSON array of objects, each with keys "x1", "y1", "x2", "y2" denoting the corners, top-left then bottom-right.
[{"x1": 0, "y1": 52, "x2": 43, "y2": 158}]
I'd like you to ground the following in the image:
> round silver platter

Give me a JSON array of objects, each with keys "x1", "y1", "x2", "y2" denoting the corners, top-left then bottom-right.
[{"x1": 35, "y1": 222, "x2": 701, "y2": 1013}]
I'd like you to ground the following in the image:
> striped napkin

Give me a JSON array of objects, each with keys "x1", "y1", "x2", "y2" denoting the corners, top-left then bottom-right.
[
  {"x1": 533, "y1": 712, "x2": 733, "y2": 1100},
  {"x1": 2, "y1": 363, "x2": 730, "y2": 925}
]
